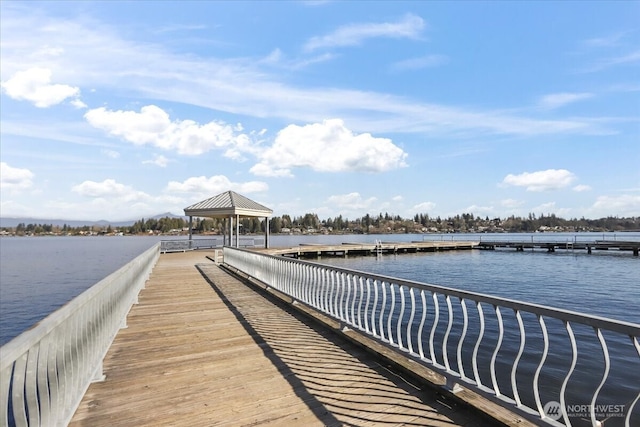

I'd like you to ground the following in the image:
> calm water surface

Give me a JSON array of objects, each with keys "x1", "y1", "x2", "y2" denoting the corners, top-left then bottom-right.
[{"x1": 0, "y1": 236, "x2": 161, "y2": 345}]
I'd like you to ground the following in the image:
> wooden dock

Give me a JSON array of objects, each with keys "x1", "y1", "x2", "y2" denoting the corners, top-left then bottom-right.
[
  {"x1": 477, "y1": 239, "x2": 640, "y2": 255},
  {"x1": 257, "y1": 240, "x2": 479, "y2": 258},
  {"x1": 69, "y1": 250, "x2": 514, "y2": 426}
]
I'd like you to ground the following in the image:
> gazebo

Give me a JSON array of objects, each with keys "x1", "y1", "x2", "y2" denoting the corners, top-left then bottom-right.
[{"x1": 183, "y1": 191, "x2": 273, "y2": 248}]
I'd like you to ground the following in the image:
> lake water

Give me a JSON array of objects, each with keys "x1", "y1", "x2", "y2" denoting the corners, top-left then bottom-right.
[{"x1": 0, "y1": 236, "x2": 162, "y2": 345}]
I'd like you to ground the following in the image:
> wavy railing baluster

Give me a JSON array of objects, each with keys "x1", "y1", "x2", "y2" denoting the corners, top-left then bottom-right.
[
  {"x1": 331, "y1": 270, "x2": 339, "y2": 317},
  {"x1": 559, "y1": 320, "x2": 577, "y2": 426},
  {"x1": 338, "y1": 272, "x2": 346, "y2": 321},
  {"x1": 371, "y1": 279, "x2": 379, "y2": 336},
  {"x1": 311, "y1": 266, "x2": 319, "y2": 308},
  {"x1": 300, "y1": 264, "x2": 308, "y2": 304},
  {"x1": 457, "y1": 298, "x2": 469, "y2": 380},
  {"x1": 307, "y1": 265, "x2": 314, "y2": 305},
  {"x1": 511, "y1": 309, "x2": 526, "y2": 407},
  {"x1": 417, "y1": 290, "x2": 428, "y2": 360},
  {"x1": 36, "y1": 332, "x2": 51, "y2": 425},
  {"x1": 357, "y1": 277, "x2": 364, "y2": 330},
  {"x1": 472, "y1": 302, "x2": 485, "y2": 387},
  {"x1": 380, "y1": 282, "x2": 388, "y2": 341},
  {"x1": 398, "y1": 285, "x2": 407, "y2": 350},
  {"x1": 290, "y1": 262, "x2": 297, "y2": 299},
  {"x1": 429, "y1": 292, "x2": 440, "y2": 365},
  {"x1": 323, "y1": 268, "x2": 331, "y2": 314},
  {"x1": 388, "y1": 284, "x2": 396, "y2": 345},
  {"x1": 344, "y1": 273, "x2": 353, "y2": 324},
  {"x1": 490, "y1": 306, "x2": 505, "y2": 397},
  {"x1": 321, "y1": 268, "x2": 329, "y2": 314},
  {"x1": 11, "y1": 353, "x2": 28, "y2": 425},
  {"x1": 26, "y1": 344, "x2": 40, "y2": 425},
  {"x1": 364, "y1": 278, "x2": 372, "y2": 333},
  {"x1": 590, "y1": 328, "x2": 610, "y2": 426},
  {"x1": 407, "y1": 288, "x2": 416, "y2": 355},
  {"x1": 442, "y1": 295, "x2": 454, "y2": 371},
  {"x1": 533, "y1": 315, "x2": 549, "y2": 418}
]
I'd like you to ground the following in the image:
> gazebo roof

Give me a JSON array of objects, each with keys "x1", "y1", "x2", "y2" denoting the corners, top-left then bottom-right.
[{"x1": 183, "y1": 191, "x2": 273, "y2": 218}]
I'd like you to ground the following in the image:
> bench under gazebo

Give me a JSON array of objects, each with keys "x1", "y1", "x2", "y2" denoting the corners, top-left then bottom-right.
[{"x1": 184, "y1": 191, "x2": 273, "y2": 248}]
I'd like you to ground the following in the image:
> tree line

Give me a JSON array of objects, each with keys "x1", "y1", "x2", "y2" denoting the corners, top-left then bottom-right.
[{"x1": 3, "y1": 213, "x2": 639, "y2": 236}]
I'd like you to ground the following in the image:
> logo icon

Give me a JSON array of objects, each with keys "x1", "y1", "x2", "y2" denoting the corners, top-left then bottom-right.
[{"x1": 544, "y1": 400, "x2": 562, "y2": 421}]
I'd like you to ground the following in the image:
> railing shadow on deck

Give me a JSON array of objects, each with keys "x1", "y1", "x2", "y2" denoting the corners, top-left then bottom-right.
[{"x1": 196, "y1": 264, "x2": 487, "y2": 427}]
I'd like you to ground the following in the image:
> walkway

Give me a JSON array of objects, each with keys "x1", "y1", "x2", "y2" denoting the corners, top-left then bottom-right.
[{"x1": 70, "y1": 251, "x2": 490, "y2": 426}]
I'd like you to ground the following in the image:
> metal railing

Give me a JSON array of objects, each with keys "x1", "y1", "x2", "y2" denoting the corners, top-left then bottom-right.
[
  {"x1": 223, "y1": 246, "x2": 640, "y2": 427},
  {"x1": 160, "y1": 237, "x2": 264, "y2": 253},
  {"x1": 0, "y1": 243, "x2": 160, "y2": 427}
]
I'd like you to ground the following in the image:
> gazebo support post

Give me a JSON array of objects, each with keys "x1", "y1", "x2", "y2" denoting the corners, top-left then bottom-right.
[
  {"x1": 229, "y1": 215, "x2": 233, "y2": 248},
  {"x1": 264, "y1": 217, "x2": 269, "y2": 248},
  {"x1": 188, "y1": 216, "x2": 193, "y2": 249},
  {"x1": 222, "y1": 218, "x2": 226, "y2": 246},
  {"x1": 235, "y1": 214, "x2": 240, "y2": 247}
]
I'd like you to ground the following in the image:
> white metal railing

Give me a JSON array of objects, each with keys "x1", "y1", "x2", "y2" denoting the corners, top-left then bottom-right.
[
  {"x1": 0, "y1": 243, "x2": 160, "y2": 427},
  {"x1": 160, "y1": 237, "x2": 264, "y2": 253},
  {"x1": 223, "y1": 246, "x2": 640, "y2": 427}
]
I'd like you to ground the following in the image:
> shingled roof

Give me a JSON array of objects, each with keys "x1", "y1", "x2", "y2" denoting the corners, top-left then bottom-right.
[{"x1": 183, "y1": 191, "x2": 272, "y2": 218}]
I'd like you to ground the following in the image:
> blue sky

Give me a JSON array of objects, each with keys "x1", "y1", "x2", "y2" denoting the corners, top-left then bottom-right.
[{"x1": 1, "y1": 1, "x2": 638, "y2": 221}]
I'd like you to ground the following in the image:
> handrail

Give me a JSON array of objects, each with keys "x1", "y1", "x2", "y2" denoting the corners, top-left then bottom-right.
[
  {"x1": 160, "y1": 237, "x2": 264, "y2": 253},
  {"x1": 0, "y1": 243, "x2": 160, "y2": 427},
  {"x1": 223, "y1": 246, "x2": 640, "y2": 427}
]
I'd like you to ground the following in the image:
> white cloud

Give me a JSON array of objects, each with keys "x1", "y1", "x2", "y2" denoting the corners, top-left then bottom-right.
[
  {"x1": 72, "y1": 179, "x2": 143, "y2": 200},
  {"x1": 538, "y1": 92, "x2": 593, "y2": 109},
  {"x1": 502, "y1": 169, "x2": 577, "y2": 192},
  {"x1": 464, "y1": 205, "x2": 495, "y2": 215},
  {"x1": 392, "y1": 195, "x2": 404, "y2": 202},
  {"x1": 326, "y1": 192, "x2": 378, "y2": 210},
  {"x1": 143, "y1": 154, "x2": 170, "y2": 167},
  {"x1": 304, "y1": 14, "x2": 425, "y2": 51},
  {"x1": 413, "y1": 201, "x2": 436, "y2": 212},
  {"x1": 70, "y1": 98, "x2": 87, "y2": 109},
  {"x1": 84, "y1": 105, "x2": 257, "y2": 157},
  {"x1": 531, "y1": 202, "x2": 572, "y2": 218},
  {"x1": 591, "y1": 194, "x2": 640, "y2": 217},
  {"x1": 390, "y1": 54, "x2": 448, "y2": 71},
  {"x1": 585, "y1": 49, "x2": 640, "y2": 72},
  {"x1": 165, "y1": 175, "x2": 268, "y2": 196},
  {"x1": 101, "y1": 149, "x2": 120, "y2": 159},
  {"x1": 584, "y1": 31, "x2": 629, "y2": 48},
  {"x1": 250, "y1": 119, "x2": 408, "y2": 177},
  {"x1": 0, "y1": 162, "x2": 34, "y2": 191},
  {"x1": 1, "y1": 68, "x2": 80, "y2": 108},
  {"x1": 501, "y1": 198, "x2": 525, "y2": 208},
  {"x1": 573, "y1": 184, "x2": 592, "y2": 192}
]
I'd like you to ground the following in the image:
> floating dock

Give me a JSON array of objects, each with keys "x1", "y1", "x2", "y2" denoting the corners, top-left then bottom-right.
[
  {"x1": 477, "y1": 239, "x2": 640, "y2": 256},
  {"x1": 258, "y1": 240, "x2": 479, "y2": 258}
]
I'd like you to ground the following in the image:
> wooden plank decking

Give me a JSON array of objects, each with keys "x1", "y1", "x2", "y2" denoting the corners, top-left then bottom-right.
[{"x1": 70, "y1": 250, "x2": 494, "y2": 426}]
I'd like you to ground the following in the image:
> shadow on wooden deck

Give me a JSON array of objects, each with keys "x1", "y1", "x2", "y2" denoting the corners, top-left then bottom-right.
[{"x1": 197, "y1": 264, "x2": 490, "y2": 426}]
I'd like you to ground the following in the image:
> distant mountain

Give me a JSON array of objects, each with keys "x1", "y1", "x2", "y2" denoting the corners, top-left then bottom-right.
[{"x1": 0, "y1": 213, "x2": 188, "y2": 228}]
